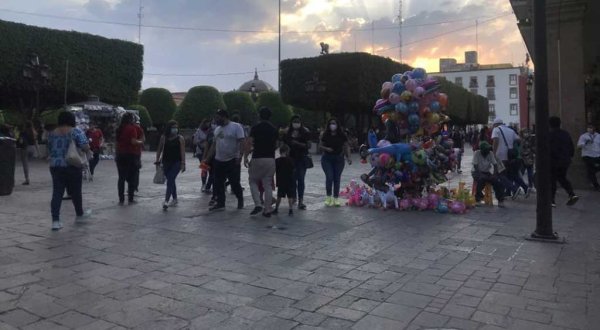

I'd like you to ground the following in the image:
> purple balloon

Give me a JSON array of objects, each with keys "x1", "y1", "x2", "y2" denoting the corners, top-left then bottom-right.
[
  {"x1": 382, "y1": 81, "x2": 393, "y2": 90},
  {"x1": 405, "y1": 79, "x2": 418, "y2": 92},
  {"x1": 399, "y1": 198, "x2": 412, "y2": 210},
  {"x1": 389, "y1": 93, "x2": 401, "y2": 105}
]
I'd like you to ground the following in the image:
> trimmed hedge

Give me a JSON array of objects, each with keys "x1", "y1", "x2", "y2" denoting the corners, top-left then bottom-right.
[
  {"x1": 128, "y1": 104, "x2": 152, "y2": 129},
  {"x1": 223, "y1": 91, "x2": 256, "y2": 126},
  {"x1": 438, "y1": 78, "x2": 489, "y2": 124},
  {"x1": 39, "y1": 108, "x2": 62, "y2": 126},
  {"x1": 255, "y1": 92, "x2": 292, "y2": 127},
  {"x1": 0, "y1": 20, "x2": 143, "y2": 109},
  {"x1": 0, "y1": 112, "x2": 4, "y2": 125},
  {"x1": 139, "y1": 88, "x2": 176, "y2": 127},
  {"x1": 174, "y1": 86, "x2": 225, "y2": 128}
]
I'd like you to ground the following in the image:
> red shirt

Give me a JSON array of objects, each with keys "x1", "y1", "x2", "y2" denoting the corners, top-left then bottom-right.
[
  {"x1": 117, "y1": 124, "x2": 140, "y2": 155},
  {"x1": 86, "y1": 129, "x2": 103, "y2": 152},
  {"x1": 133, "y1": 124, "x2": 144, "y2": 155}
]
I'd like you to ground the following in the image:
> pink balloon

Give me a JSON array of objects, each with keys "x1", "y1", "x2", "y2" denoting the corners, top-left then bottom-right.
[
  {"x1": 416, "y1": 197, "x2": 429, "y2": 211},
  {"x1": 405, "y1": 79, "x2": 418, "y2": 92},
  {"x1": 389, "y1": 93, "x2": 401, "y2": 105},
  {"x1": 427, "y1": 193, "x2": 440, "y2": 209},
  {"x1": 450, "y1": 201, "x2": 466, "y2": 214},
  {"x1": 399, "y1": 198, "x2": 412, "y2": 210},
  {"x1": 414, "y1": 86, "x2": 425, "y2": 98},
  {"x1": 382, "y1": 81, "x2": 393, "y2": 90},
  {"x1": 374, "y1": 98, "x2": 389, "y2": 110}
]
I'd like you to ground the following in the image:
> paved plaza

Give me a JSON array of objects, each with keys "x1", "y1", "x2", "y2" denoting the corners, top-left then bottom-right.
[{"x1": 1, "y1": 149, "x2": 599, "y2": 330}]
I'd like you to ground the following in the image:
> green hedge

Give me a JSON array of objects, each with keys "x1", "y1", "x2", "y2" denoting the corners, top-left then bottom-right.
[
  {"x1": 39, "y1": 108, "x2": 62, "y2": 126},
  {"x1": 174, "y1": 86, "x2": 224, "y2": 128},
  {"x1": 256, "y1": 92, "x2": 292, "y2": 127},
  {"x1": 223, "y1": 91, "x2": 256, "y2": 126},
  {"x1": 0, "y1": 20, "x2": 143, "y2": 110},
  {"x1": 0, "y1": 111, "x2": 4, "y2": 125},
  {"x1": 437, "y1": 78, "x2": 489, "y2": 125},
  {"x1": 128, "y1": 104, "x2": 152, "y2": 129},
  {"x1": 139, "y1": 88, "x2": 176, "y2": 127}
]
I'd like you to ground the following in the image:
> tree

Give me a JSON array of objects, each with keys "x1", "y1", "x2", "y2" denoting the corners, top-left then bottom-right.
[
  {"x1": 223, "y1": 91, "x2": 256, "y2": 126},
  {"x1": 139, "y1": 88, "x2": 176, "y2": 127},
  {"x1": 437, "y1": 78, "x2": 489, "y2": 124},
  {"x1": 291, "y1": 107, "x2": 328, "y2": 131},
  {"x1": 174, "y1": 86, "x2": 225, "y2": 128},
  {"x1": 128, "y1": 104, "x2": 152, "y2": 129},
  {"x1": 256, "y1": 92, "x2": 292, "y2": 127}
]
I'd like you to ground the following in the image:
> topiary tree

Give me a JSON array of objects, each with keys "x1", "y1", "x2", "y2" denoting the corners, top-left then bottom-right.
[
  {"x1": 139, "y1": 88, "x2": 176, "y2": 127},
  {"x1": 256, "y1": 92, "x2": 292, "y2": 127},
  {"x1": 128, "y1": 104, "x2": 152, "y2": 129},
  {"x1": 39, "y1": 109, "x2": 62, "y2": 126},
  {"x1": 174, "y1": 86, "x2": 225, "y2": 128},
  {"x1": 223, "y1": 91, "x2": 256, "y2": 126},
  {"x1": 0, "y1": 111, "x2": 4, "y2": 125}
]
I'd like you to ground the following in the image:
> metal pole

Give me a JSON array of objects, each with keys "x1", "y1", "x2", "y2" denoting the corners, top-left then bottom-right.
[
  {"x1": 371, "y1": 21, "x2": 374, "y2": 54},
  {"x1": 531, "y1": 0, "x2": 557, "y2": 240},
  {"x1": 64, "y1": 59, "x2": 69, "y2": 106},
  {"x1": 278, "y1": 0, "x2": 281, "y2": 91}
]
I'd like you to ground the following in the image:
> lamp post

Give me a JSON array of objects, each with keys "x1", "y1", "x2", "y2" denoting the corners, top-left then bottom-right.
[
  {"x1": 526, "y1": 75, "x2": 533, "y2": 129},
  {"x1": 250, "y1": 83, "x2": 257, "y2": 102},
  {"x1": 22, "y1": 53, "x2": 50, "y2": 119}
]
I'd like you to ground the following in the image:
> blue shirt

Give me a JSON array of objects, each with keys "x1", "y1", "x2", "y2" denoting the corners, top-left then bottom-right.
[{"x1": 47, "y1": 128, "x2": 89, "y2": 168}]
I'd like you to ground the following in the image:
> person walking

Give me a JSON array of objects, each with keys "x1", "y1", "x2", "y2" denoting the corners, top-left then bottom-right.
[
  {"x1": 491, "y1": 118, "x2": 527, "y2": 198},
  {"x1": 115, "y1": 113, "x2": 144, "y2": 205},
  {"x1": 472, "y1": 141, "x2": 505, "y2": 207},
  {"x1": 132, "y1": 118, "x2": 145, "y2": 194},
  {"x1": 17, "y1": 121, "x2": 39, "y2": 185},
  {"x1": 194, "y1": 119, "x2": 212, "y2": 192},
  {"x1": 283, "y1": 115, "x2": 311, "y2": 210},
  {"x1": 47, "y1": 111, "x2": 91, "y2": 230},
  {"x1": 320, "y1": 118, "x2": 352, "y2": 207},
  {"x1": 244, "y1": 107, "x2": 279, "y2": 217},
  {"x1": 549, "y1": 116, "x2": 579, "y2": 206},
  {"x1": 520, "y1": 128, "x2": 536, "y2": 191},
  {"x1": 450, "y1": 126, "x2": 465, "y2": 173},
  {"x1": 273, "y1": 144, "x2": 295, "y2": 216},
  {"x1": 86, "y1": 123, "x2": 104, "y2": 178},
  {"x1": 155, "y1": 120, "x2": 186, "y2": 210},
  {"x1": 203, "y1": 109, "x2": 245, "y2": 212},
  {"x1": 577, "y1": 123, "x2": 600, "y2": 191}
]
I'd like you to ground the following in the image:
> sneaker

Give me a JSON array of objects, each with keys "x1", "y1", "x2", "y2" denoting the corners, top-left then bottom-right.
[
  {"x1": 552, "y1": 201, "x2": 557, "y2": 207},
  {"x1": 566, "y1": 195, "x2": 579, "y2": 206},
  {"x1": 530, "y1": 187, "x2": 537, "y2": 193},
  {"x1": 209, "y1": 204, "x2": 225, "y2": 212},
  {"x1": 271, "y1": 208, "x2": 279, "y2": 215},
  {"x1": 118, "y1": 200, "x2": 125, "y2": 206},
  {"x1": 168, "y1": 199, "x2": 178, "y2": 207},
  {"x1": 333, "y1": 198, "x2": 342, "y2": 207},
  {"x1": 250, "y1": 206, "x2": 263, "y2": 215},
  {"x1": 22, "y1": 180, "x2": 30, "y2": 185},
  {"x1": 237, "y1": 199, "x2": 244, "y2": 210},
  {"x1": 51, "y1": 221, "x2": 63, "y2": 231},
  {"x1": 511, "y1": 187, "x2": 524, "y2": 200},
  {"x1": 288, "y1": 209, "x2": 293, "y2": 216},
  {"x1": 163, "y1": 201, "x2": 169, "y2": 210},
  {"x1": 298, "y1": 202, "x2": 307, "y2": 210},
  {"x1": 524, "y1": 188, "x2": 531, "y2": 199},
  {"x1": 262, "y1": 212, "x2": 271, "y2": 218},
  {"x1": 201, "y1": 184, "x2": 206, "y2": 192},
  {"x1": 324, "y1": 196, "x2": 333, "y2": 207},
  {"x1": 497, "y1": 200, "x2": 505, "y2": 208},
  {"x1": 75, "y1": 209, "x2": 92, "y2": 223},
  {"x1": 203, "y1": 189, "x2": 212, "y2": 194},
  {"x1": 208, "y1": 199, "x2": 217, "y2": 206}
]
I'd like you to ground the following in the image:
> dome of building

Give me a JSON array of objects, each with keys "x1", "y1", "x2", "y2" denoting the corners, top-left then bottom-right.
[{"x1": 238, "y1": 69, "x2": 274, "y2": 93}]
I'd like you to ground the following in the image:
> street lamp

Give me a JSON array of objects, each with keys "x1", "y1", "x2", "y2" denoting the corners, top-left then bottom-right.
[
  {"x1": 526, "y1": 74, "x2": 533, "y2": 129},
  {"x1": 250, "y1": 83, "x2": 257, "y2": 101},
  {"x1": 22, "y1": 53, "x2": 50, "y2": 119}
]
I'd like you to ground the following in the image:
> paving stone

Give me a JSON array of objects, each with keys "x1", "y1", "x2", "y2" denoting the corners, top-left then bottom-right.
[
  {"x1": 232, "y1": 306, "x2": 272, "y2": 321},
  {"x1": 370, "y1": 302, "x2": 420, "y2": 322},
  {"x1": 133, "y1": 316, "x2": 189, "y2": 330},
  {"x1": 0, "y1": 309, "x2": 39, "y2": 327},
  {"x1": 189, "y1": 311, "x2": 230, "y2": 330},
  {"x1": 471, "y1": 310, "x2": 511, "y2": 327},
  {"x1": 316, "y1": 305, "x2": 365, "y2": 322},
  {"x1": 509, "y1": 307, "x2": 551, "y2": 324},
  {"x1": 293, "y1": 294, "x2": 334, "y2": 312},
  {"x1": 445, "y1": 317, "x2": 482, "y2": 330},
  {"x1": 250, "y1": 316, "x2": 298, "y2": 330},
  {"x1": 346, "y1": 288, "x2": 390, "y2": 302},
  {"x1": 440, "y1": 303, "x2": 476, "y2": 319},
  {"x1": 352, "y1": 315, "x2": 407, "y2": 330},
  {"x1": 104, "y1": 307, "x2": 164, "y2": 328},
  {"x1": 349, "y1": 299, "x2": 380, "y2": 312},
  {"x1": 410, "y1": 311, "x2": 449, "y2": 327},
  {"x1": 20, "y1": 320, "x2": 69, "y2": 330},
  {"x1": 319, "y1": 317, "x2": 355, "y2": 329},
  {"x1": 250, "y1": 295, "x2": 295, "y2": 313},
  {"x1": 294, "y1": 311, "x2": 327, "y2": 326},
  {"x1": 49, "y1": 310, "x2": 96, "y2": 328},
  {"x1": 491, "y1": 282, "x2": 522, "y2": 295},
  {"x1": 400, "y1": 282, "x2": 443, "y2": 297},
  {"x1": 76, "y1": 319, "x2": 119, "y2": 330},
  {"x1": 386, "y1": 291, "x2": 432, "y2": 308}
]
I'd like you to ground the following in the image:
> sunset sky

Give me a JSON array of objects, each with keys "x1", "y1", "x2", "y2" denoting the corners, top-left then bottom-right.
[{"x1": 0, "y1": 0, "x2": 528, "y2": 93}]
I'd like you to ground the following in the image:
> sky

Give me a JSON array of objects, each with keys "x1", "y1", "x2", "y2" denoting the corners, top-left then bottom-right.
[{"x1": 0, "y1": 0, "x2": 528, "y2": 93}]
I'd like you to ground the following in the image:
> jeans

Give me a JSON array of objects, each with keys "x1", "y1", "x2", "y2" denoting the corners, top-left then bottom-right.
[
  {"x1": 473, "y1": 172, "x2": 505, "y2": 202},
  {"x1": 551, "y1": 166, "x2": 575, "y2": 202},
  {"x1": 214, "y1": 159, "x2": 243, "y2": 206},
  {"x1": 50, "y1": 166, "x2": 83, "y2": 221},
  {"x1": 524, "y1": 165, "x2": 535, "y2": 188},
  {"x1": 293, "y1": 158, "x2": 307, "y2": 200},
  {"x1": 583, "y1": 156, "x2": 600, "y2": 188},
  {"x1": 456, "y1": 148, "x2": 463, "y2": 170},
  {"x1": 248, "y1": 158, "x2": 276, "y2": 211},
  {"x1": 163, "y1": 161, "x2": 181, "y2": 202},
  {"x1": 116, "y1": 153, "x2": 138, "y2": 202},
  {"x1": 89, "y1": 152, "x2": 100, "y2": 175},
  {"x1": 19, "y1": 148, "x2": 30, "y2": 181},
  {"x1": 321, "y1": 154, "x2": 345, "y2": 197}
]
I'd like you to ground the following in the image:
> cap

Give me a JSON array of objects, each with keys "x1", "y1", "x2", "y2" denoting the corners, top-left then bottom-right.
[
  {"x1": 216, "y1": 109, "x2": 229, "y2": 118},
  {"x1": 493, "y1": 118, "x2": 503, "y2": 125}
]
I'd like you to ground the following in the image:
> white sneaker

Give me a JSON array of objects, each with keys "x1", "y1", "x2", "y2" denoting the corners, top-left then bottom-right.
[
  {"x1": 524, "y1": 187, "x2": 531, "y2": 199},
  {"x1": 75, "y1": 209, "x2": 92, "y2": 223},
  {"x1": 162, "y1": 201, "x2": 169, "y2": 210},
  {"x1": 168, "y1": 199, "x2": 178, "y2": 207},
  {"x1": 51, "y1": 221, "x2": 63, "y2": 231},
  {"x1": 511, "y1": 187, "x2": 524, "y2": 200}
]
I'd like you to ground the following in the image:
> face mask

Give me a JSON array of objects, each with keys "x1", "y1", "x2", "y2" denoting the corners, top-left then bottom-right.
[
  {"x1": 292, "y1": 123, "x2": 301, "y2": 129},
  {"x1": 171, "y1": 128, "x2": 178, "y2": 135},
  {"x1": 329, "y1": 124, "x2": 337, "y2": 131}
]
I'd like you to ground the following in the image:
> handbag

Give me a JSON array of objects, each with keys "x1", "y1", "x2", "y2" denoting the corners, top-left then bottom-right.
[
  {"x1": 303, "y1": 154, "x2": 314, "y2": 169},
  {"x1": 498, "y1": 127, "x2": 519, "y2": 160},
  {"x1": 153, "y1": 164, "x2": 166, "y2": 184},
  {"x1": 66, "y1": 131, "x2": 86, "y2": 168}
]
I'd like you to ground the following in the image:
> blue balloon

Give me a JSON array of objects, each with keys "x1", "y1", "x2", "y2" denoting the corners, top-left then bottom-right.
[
  {"x1": 391, "y1": 73, "x2": 403, "y2": 83},
  {"x1": 412, "y1": 68, "x2": 427, "y2": 79},
  {"x1": 408, "y1": 102, "x2": 419, "y2": 114},
  {"x1": 395, "y1": 102, "x2": 408, "y2": 115},
  {"x1": 392, "y1": 82, "x2": 406, "y2": 95},
  {"x1": 368, "y1": 130, "x2": 378, "y2": 148},
  {"x1": 430, "y1": 101, "x2": 441, "y2": 113},
  {"x1": 408, "y1": 114, "x2": 420, "y2": 126}
]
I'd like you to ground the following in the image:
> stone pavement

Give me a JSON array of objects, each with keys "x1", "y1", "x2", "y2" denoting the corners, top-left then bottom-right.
[{"x1": 1, "y1": 149, "x2": 599, "y2": 330}]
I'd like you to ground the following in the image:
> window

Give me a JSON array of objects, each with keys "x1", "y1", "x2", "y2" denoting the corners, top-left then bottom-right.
[
  {"x1": 486, "y1": 75, "x2": 495, "y2": 87},
  {"x1": 509, "y1": 74, "x2": 517, "y2": 85},
  {"x1": 469, "y1": 76, "x2": 478, "y2": 88},
  {"x1": 470, "y1": 88, "x2": 478, "y2": 95},
  {"x1": 510, "y1": 103, "x2": 518, "y2": 116},
  {"x1": 487, "y1": 88, "x2": 496, "y2": 100},
  {"x1": 454, "y1": 77, "x2": 463, "y2": 87},
  {"x1": 489, "y1": 104, "x2": 496, "y2": 122},
  {"x1": 509, "y1": 87, "x2": 518, "y2": 99}
]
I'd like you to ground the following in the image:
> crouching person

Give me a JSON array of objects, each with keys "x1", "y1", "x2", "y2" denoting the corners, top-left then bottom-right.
[{"x1": 472, "y1": 141, "x2": 505, "y2": 207}]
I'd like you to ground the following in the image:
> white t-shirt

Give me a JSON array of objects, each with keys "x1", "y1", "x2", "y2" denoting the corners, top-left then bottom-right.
[
  {"x1": 491, "y1": 125, "x2": 519, "y2": 161},
  {"x1": 577, "y1": 132, "x2": 600, "y2": 158},
  {"x1": 472, "y1": 150, "x2": 498, "y2": 173},
  {"x1": 214, "y1": 122, "x2": 245, "y2": 162}
]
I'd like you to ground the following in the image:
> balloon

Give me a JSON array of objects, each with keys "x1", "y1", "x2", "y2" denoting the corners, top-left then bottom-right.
[
  {"x1": 373, "y1": 98, "x2": 389, "y2": 112},
  {"x1": 450, "y1": 201, "x2": 466, "y2": 214},
  {"x1": 368, "y1": 143, "x2": 413, "y2": 164},
  {"x1": 437, "y1": 201, "x2": 449, "y2": 213},
  {"x1": 395, "y1": 102, "x2": 408, "y2": 115},
  {"x1": 405, "y1": 79, "x2": 418, "y2": 92},
  {"x1": 412, "y1": 149, "x2": 427, "y2": 165},
  {"x1": 400, "y1": 91, "x2": 413, "y2": 102},
  {"x1": 379, "y1": 154, "x2": 391, "y2": 168},
  {"x1": 368, "y1": 130, "x2": 378, "y2": 148},
  {"x1": 369, "y1": 153, "x2": 380, "y2": 167},
  {"x1": 416, "y1": 197, "x2": 429, "y2": 210},
  {"x1": 377, "y1": 104, "x2": 395, "y2": 116},
  {"x1": 408, "y1": 114, "x2": 420, "y2": 126},
  {"x1": 382, "y1": 81, "x2": 393, "y2": 90},
  {"x1": 399, "y1": 198, "x2": 412, "y2": 210},
  {"x1": 438, "y1": 93, "x2": 448, "y2": 107},
  {"x1": 422, "y1": 140, "x2": 434, "y2": 149},
  {"x1": 391, "y1": 73, "x2": 403, "y2": 83},
  {"x1": 430, "y1": 101, "x2": 441, "y2": 113},
  {"x1": 408, "y1": 102, "x2": 419, "y2": 114},
  {"x1": 392, "y1": 82, "x2": 406, "y2": 94},
  {"x1": 377, "y1": 139, "x2": 391, "y2": 148},
  {"x1": 381, "y1": 113, "x2": 390, "y2": 123},
  {"x1": 389, "y1": 93, "x2": 401, "y2": 105},
  {"x1": 428, "y1": 113, "x2": 440, "y2": 124},
  {"x1": 427, "y1": 193, "x2": 440, "y2": 209},
  {"x1": 422, "y1": 79, "x2": 440, "y2": 94},
  {"x1": 414, "y1": 86, "x2": 425, "y2": 98},
  {"x1": 381, "y1": 87, "x2": 391, "y2": 100},
  {"x1": 419, "y1": 107, "x2": 431, "y2": 117},
  {"x1": 403, "y1": 70, "x2": 413, "y2": 78},
  {"x1": 412, "y1": 68, "x2": 427, "y2": 80}
]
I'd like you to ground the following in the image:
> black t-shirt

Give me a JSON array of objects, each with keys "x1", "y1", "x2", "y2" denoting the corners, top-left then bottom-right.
[
  {"x1": 321, "y1": 132, "x2": 347, "y2": 155},
  {"x1": 276, "y1": 156, "x2": 295, "y2": 187},
  {"x1": 250, "y1": 121, "x2": 278, "y2": 158},
  {"x1": 284, "y1": 128, "x2": 310, "y2": 160}
]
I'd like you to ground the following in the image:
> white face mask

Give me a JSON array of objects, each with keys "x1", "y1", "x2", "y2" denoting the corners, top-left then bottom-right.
[
  {"x1": 171, "y1": 128, "x2": 178, "y2": 135},
  {"x1": 329, "y1": 124, "x2": 337, "y2": 131},
  {"x1": 292, "y1": 123, "x2": 301, "y2": 129}
]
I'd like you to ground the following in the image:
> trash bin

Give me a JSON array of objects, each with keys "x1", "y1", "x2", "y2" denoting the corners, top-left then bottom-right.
[{"x1": 0, "y1": 137, "x2": 16, "y2": 196}]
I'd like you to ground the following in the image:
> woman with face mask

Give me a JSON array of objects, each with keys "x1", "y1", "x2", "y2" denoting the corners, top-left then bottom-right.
[
  {"x1": 155, "y1": 120, "x2": 186, "y2": 210},
  {"x1": 319, "y1": 118, "x2": 352, "y2": 206},
  {"x1": 284, "y1": 115, "x2": 311, "y2": 209}
]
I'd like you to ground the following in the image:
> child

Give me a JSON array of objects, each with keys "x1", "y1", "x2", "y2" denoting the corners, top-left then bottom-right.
[{"x1": 273, "y1": 144, "x2": 296, "y2": 216}]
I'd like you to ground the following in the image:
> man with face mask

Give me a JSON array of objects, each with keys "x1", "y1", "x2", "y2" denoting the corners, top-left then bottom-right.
[
  {"x1": 203, "y1": 109, "x2": 246, "y2": 211},
  {"x1": 577, "y1": 123, "x2": 600, "y2": 191},
  {"x1": 472, "y1": 141, "x2": 505, "y2": 207}
]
